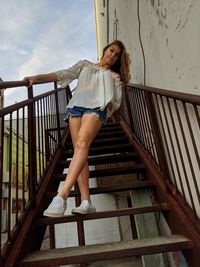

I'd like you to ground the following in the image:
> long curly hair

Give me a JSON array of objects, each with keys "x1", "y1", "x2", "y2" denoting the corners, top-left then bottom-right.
[{"x1": 101, "y1": 40, "x2": 131, "y2": 84}]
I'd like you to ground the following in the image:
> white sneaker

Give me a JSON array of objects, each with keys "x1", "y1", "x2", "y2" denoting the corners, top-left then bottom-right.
[
  {"x1": 43, "y1": 196, "x2": 67, "y2": 218},
  {"x1": 71, "y1": 200, "x2": 96, "y2": 215}
]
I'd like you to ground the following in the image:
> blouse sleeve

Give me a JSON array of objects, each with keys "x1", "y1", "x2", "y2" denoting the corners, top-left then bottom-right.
[
  {"x1": 107, "y1": 77, "x2": 122, "y2": 117},
  {"x1": 54, "y1": 60, "x2": 88, "y2": 88}
]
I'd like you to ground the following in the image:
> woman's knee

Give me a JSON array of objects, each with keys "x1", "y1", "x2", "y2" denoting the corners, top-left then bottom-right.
[{"x1": 75, "y1": 135, "x2": 89, "y2": 151}]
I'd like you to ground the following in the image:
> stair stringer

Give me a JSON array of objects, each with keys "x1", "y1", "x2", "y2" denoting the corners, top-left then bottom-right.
[{"x1": 120, "y1": 119, "x2": 200, "y2": 266}]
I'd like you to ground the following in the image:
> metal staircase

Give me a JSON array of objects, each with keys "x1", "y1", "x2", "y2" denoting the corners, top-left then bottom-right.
[
  {"x1": 19, "y1": 121, "x2": 192, "y2": 267},
  {"x1": 1, "y1": 80, "x2": 200, "y2": 267}
]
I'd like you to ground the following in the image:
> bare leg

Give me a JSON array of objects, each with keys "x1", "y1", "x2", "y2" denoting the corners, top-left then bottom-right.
[
  {"x1": 67, "y1": 116, "x2": 90, "y2": 200},
  {"x1": 58, "y1": 114, "x2": 102, "y2": 199}
]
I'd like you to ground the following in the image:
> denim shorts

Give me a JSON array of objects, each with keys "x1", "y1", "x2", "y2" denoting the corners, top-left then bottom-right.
[{"x1": 64, "y1": 106, "x2": 107, "y2": 123}]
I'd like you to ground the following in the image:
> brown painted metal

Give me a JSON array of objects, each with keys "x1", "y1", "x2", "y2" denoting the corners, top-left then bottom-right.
[
  {"x1": 38, "y1": 203, "x2": 170, "y2": 225},
  {"x1": 120, "y1": 119, "x2": 200, "y2": 266},
  {"x1": 47, "y1": 180, "x2": 154, "y2": 199},
  {"x1": 1, "y1": 79, "x2": 200, "y2": 266},
  {"x1": 27, "y1": 85, "x2": 37, "y2": 208}
]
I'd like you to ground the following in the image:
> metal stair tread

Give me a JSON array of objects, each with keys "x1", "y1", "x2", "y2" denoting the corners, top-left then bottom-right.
[
  {"x1": 47, "y1": 180, "x2": 155, "y2": 198},
  {"x1": 64, "y1": 143, "x2": 133, "y2": 157},
  {"x1": 59, "y1": 152, "x2": 139, "y2": 167},
  {"x1": 55, "y1": 163, "x2": 146, "y2": 180},
  {"x1": 21, "y1": 235, "x2": 192, "y2": 266},
  {"x1": 66, "y1": 138, "x2": 129, "y2": 149},
  {"x1": 38, "y1": 203, "x2": 170, "y2": 225}
]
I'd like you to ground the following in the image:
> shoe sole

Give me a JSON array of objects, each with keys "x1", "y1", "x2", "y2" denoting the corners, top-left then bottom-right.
[
  {"x1": 71, "y1": 209, "x2": 96, "y2": 215},
  {"x1": 43, "y1": 211, "x2": 65, "y2": 218}
]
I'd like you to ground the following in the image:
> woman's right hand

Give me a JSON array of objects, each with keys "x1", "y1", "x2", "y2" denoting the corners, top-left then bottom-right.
[
  {"x1": 23, "y1": 76, "x2": 37, "y2": 86},
  {"x1": 23, "y1": 73, "x2": 57, "y2": 86}
]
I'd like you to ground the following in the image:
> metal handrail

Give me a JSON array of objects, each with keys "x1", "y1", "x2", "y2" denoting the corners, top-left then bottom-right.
[
  {"x1": 0, "y1": 80, "x2": 71, "y2": 258},
  {"x1": 129, "y1": 83, "x2": 200, "y2": 105},
  {"x1": 120, "y1": 83, "x2": 200, "y2": 220}
]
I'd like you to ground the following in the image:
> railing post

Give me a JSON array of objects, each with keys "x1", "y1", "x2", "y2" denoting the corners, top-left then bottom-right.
[
  {"x1": 124, "y1": 85, "x2": 135, "y2": 133},
  {"x1": 27, "y1": 85, "x2": 37, "y2": 207},
  {"x1": 0, "y1": 115, "x2": 4, "y2": 256}
]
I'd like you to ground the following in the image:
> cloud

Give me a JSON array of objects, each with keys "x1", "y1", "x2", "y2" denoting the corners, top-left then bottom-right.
[
  {"x1": 1, "y1": 0, "x2": 97, "y2": 106},
  {"x1": 0, "y1": 43, "x2": 28, "y2": 55},
  {"x1": 18, "y1": 1, "x2": 97, "y2": 78}
]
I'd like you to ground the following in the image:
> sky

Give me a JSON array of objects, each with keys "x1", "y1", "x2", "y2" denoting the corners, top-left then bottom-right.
[{"x1": 0, "y1": 0, "x2": 97, "y2": 106}]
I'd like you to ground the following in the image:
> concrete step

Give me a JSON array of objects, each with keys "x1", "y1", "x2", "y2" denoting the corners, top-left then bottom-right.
[{"x1": 20, "y1": 235, "x2": 192, "y2": 267}]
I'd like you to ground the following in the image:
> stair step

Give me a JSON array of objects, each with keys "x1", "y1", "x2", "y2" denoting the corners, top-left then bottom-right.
[
  {"x1": 49, "y1": 180, "x2": 154, "y2": 198},
  {"x1": 66, "y1": 136, "x2": 129, "y2": 149},
  {"x1": 101, "y1": 122, "x2": 120, "y2": 128},
  {"x1": 95, "y1": 130, "x2": 124, "y2": 139},
  {"x1": 99, "y1": 125, "x2": 122, "y2": 132},
  {"x1": 59, "y1": 152, "x2": 139, "y2": 167},
  {"x1": 38, "y1": 203, "x2": 170, "y2": 225},
  {"x1": 65, "y1": 144, "x2": 133, "y2": 158},
  {"x1": 55, "y1": 163, "x2": 146, "y2": 180},
  {"x1": 21, "y1": 235, "x2": 192, "y2": 267}
]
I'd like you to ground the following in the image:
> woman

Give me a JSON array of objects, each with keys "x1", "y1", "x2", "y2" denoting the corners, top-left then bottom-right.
[{"x1": 24, "y1": 40, "x2": 131, "y2": 217}]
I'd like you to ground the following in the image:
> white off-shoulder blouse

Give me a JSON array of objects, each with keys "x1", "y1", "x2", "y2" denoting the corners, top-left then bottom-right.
[{"x1": 54, "y1": 59, "x2": 122, "y2": 118}]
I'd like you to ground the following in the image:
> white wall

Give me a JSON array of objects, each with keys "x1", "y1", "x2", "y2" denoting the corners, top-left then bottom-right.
[{"x1": 94, "y1": 0, "x2": 200, "y2": 95}]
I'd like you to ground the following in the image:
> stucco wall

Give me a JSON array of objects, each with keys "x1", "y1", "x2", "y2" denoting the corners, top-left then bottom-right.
[{"x1": 94, "y1": 0, "x2": 200, "y2": 95}]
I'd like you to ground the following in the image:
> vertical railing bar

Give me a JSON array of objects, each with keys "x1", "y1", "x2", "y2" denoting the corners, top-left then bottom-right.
[
  {"x1": 15, "y1": 109, "x2": 19, "y2": 223},
  {"x1": 46, "y1": 96, "x2": 50, "y2": 156},
  {"x1": 49, "y1": 225, "x2": 55, "y2": 249},
  {"x1": 182, "y1": 102, "x2": 200, "y2": 202},
  {"x1": 183, "y1": 103, "x2": 200, "y2": 169},
  {"x1": 134, "y1": 89, "x2": 143, "y2": 141},
  {"x1": 124, "y1": 85, "x2": 135, "y2": 133},
  {"x1": 153, "y1": 95, "x2": 176, "y2": 177},
  {"x1": 139, "y1": 90, "x2": 153, "y2": 154},
  {"x1": 194, "y1": 105, "x2": 200, "y2": 174},
  {"x1": 134, "y1": 90, "x2": 143, "y2": 139},
  {"x1": 0, "y1": 116, "x2": 4, "y2": 253},
  {"x1": 160, "y1": 96, "x2": 183, "y2": 190},
  {"x1": 37, "y1": 101, "x2": 42, "y2": 180},
  {"x1": 194, "y1": 106, "x2": 200, "y2": 130},
  {"x1": 51, "y1": 94, "x2": 56, "y2": 153},
  {"x1": 131, "y1": 89, "x2": 140, "y2": 138},
  {"x1": 174, "y1": 100, "x2": 198, "y2": 214},
  {"x1": 121, "y1": 89, "x2": 130, "y2": 127},
  {"x1": 138, "y1": 90, "x2": 151, "y2": 154},
  {"x1": 8, "y1": 114, "x2": 13, "y2": 240},
  {"x1": 40, "y1": 99, "x2": 45, "y2": 171},
  {"x1": 148, "y1": 94, "x2": 159, "y2": 163},
  {"x1": 166, "y1": 98, "x2": 187, "y2": 199},
  {"x1": 145, "y1": 92, "x2": 158, "y2": 160},
  {"x1": 140, "y1": 90, "x2": 157, "y2": 159},
  {"x1": 42, "y1": 98, "x2": 47, "y2": 167},
  {"x1": 134, "y1": 89, "x2": 145, "y2": 145},
  {"x1": 22, "y1": 107, "x2": 26, "y2": 209},
  {"x1": 35, "y1": 101, "x2": 38, "y2": 183},
  {"x1": 54, "y1": 82, "x2": 62, "y2": 144},
  {"x1": 48, "y1": 96, "x2": 52, "y2": 157}
]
